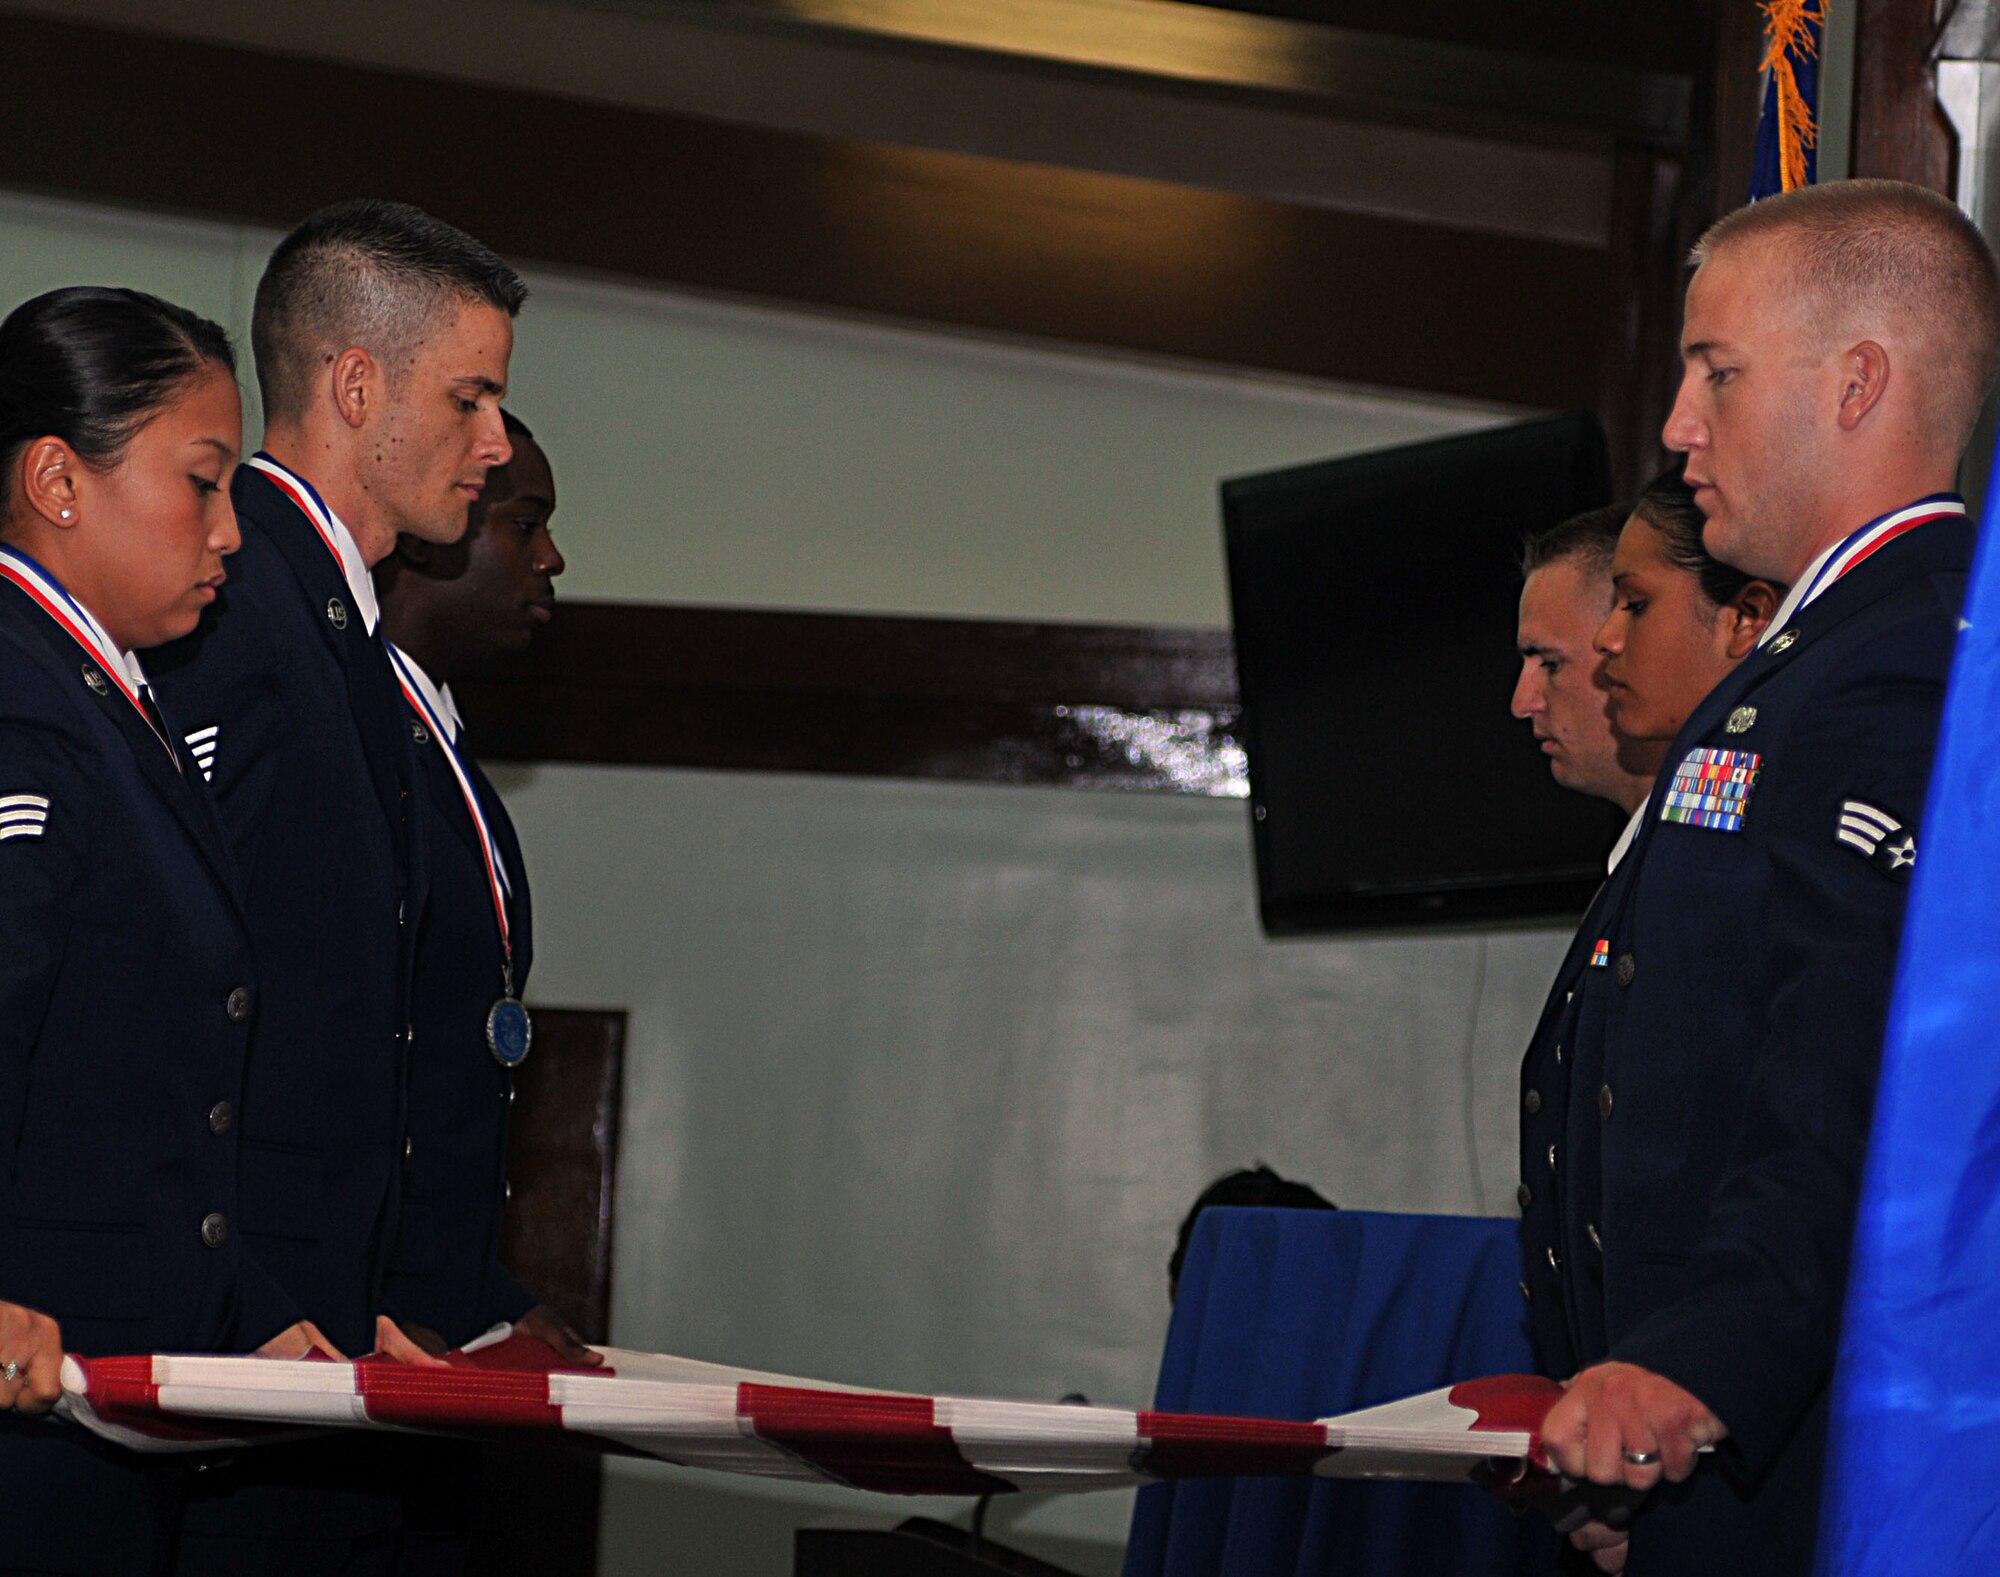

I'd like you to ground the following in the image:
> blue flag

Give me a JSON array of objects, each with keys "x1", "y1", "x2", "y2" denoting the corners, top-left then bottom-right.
[
  {"x1": 1751, "y1": 4, "x2": 1822, "y2": 201},
  {"x1": 1819, "y1": 446, "x2": 2000, "y2": 1569}
]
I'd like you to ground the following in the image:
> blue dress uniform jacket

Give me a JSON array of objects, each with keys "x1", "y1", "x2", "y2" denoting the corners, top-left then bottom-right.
[
  {"x1": 380, "y1": 715, "x2": 536, "y2": 1346},
  {"x1": 148, "y1": 464, "x2": 428, "y2": 1565},
  {"x1": 149, "y1": 464, "x2": 426, "y2": 1358},
  {"x1": 0, "y1": 577, "x2": 298, "y2": 1576},
  {"x1": 1519, "y1": 515, "x2": 1971, "y2": 1576}
]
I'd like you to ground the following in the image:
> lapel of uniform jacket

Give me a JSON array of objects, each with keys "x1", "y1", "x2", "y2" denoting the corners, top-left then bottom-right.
[
  {"x1": 1, "y1": 580, "x2": 245, "y2": 914},
  {"x1": 238, "y1": 466, "x2": 410, "y2": 848}
]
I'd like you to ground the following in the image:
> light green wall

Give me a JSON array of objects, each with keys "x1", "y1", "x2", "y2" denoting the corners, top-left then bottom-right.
[{"x1": 0, "y1": 185, "x2": 1513, "y2": 629}]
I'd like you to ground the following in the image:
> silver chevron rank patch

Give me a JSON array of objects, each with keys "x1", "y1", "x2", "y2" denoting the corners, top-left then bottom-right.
[{"x1": 1837, "y1": 800, "x2": 1916, "y2": 881}]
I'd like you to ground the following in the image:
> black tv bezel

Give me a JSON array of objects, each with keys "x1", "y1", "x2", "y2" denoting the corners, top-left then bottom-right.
[{"x1": 1223, "y1": 413, "x2": 1619, "y2": 936}]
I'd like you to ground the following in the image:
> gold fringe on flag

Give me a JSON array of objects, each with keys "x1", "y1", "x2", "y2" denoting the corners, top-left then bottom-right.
[{"x1": 1760, "y1": 0, "x2": 1826, "y2": 192}]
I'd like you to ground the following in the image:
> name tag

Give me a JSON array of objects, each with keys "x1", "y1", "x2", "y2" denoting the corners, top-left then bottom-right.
[{"x1": 1660, "y1": 748, "x2": 1762, "y2": 833}]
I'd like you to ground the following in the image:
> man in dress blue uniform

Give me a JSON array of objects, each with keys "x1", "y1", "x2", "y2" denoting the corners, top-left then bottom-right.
[
  {"x1": 1513, "y1": 504, "x2": 1660, "y2": 827},
  {"x1": 1524, "y1": 180, "x2": 2000, "y2": 1574},
  {"x1": 373, "y1": 410, "x2": 588, "y2": 1364},
  {"x1": 372, "y1": 411, "x2": 597, "y2": 1572},
  {"x1": 148, "y1": 201, "x2": 524, "y2": 1576}
]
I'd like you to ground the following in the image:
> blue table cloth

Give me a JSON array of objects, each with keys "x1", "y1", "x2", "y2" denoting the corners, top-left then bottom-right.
[{"x1": 1124, "y1": 1208, "x2": 1560, "y2": 1577}]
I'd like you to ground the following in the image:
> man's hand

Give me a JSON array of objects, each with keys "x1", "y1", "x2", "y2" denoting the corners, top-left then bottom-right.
[
  {"x1": 1570, "y1": 1518, "x2": 1631, "y2": 1573},
  {"x1": 1542, "y1": 1361, "x2": 1726, "y2": 1491},
  {"x1": 0, "y1": 1301, "x2": 64, "y2": 1414},
  {"x1": 253, "y1": 1320, "x2": 344, "y2": 1360},
  {"x1": 375, "y1": 1316, "x2": 450, "y2": 1367},
  {"x1": 514, "y1": 1305, "x2": 602, "y2": 1366}
]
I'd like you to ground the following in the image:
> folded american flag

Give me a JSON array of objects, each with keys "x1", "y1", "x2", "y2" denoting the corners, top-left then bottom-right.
[{"x1": 59, "y1": 1331, "x2": 1563, "y2": 1497}]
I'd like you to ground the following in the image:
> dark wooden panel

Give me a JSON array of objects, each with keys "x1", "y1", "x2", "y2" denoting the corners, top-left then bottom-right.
[
  {"x1": 1181, "y1": 0, "x2": 1713, "y2": 75},
  {"x1": 1853, "y1": 0, "x2": 1954, "y2": 192},
  {"x1": 468, "y1": 1006, "x2": 626, "y2": 1577},
  {"x1": 455, "y1": 601, "x2": 1248, "y2": 794},
  {"x1": 500, "y1": 1007, "x2": 625, "y2": 1344},
  {"x1": 0, "y1": 12, "x2": 1617, "y2": 412}
]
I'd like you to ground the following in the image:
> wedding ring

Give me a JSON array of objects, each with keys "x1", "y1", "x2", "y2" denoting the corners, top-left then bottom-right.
[
  {"x1": 1622, "y1": 1448, "x2": 1660, "y2": 1467},
  {"x1": 1, "y1": 1361, "x2": 20, "y2": 1383}
]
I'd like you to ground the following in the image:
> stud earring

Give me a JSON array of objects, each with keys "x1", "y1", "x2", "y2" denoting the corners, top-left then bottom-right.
[{"x1": 58, "y1": 508, "x2": 73, "y2": 520}]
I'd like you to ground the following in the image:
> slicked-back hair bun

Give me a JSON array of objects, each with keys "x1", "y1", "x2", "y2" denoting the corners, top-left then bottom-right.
[{"x1": 0, "y1": 285, "x2": 235, "y2": 503}]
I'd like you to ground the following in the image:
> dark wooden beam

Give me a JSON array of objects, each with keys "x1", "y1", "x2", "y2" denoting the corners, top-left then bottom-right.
[
  {"x1": 1853, "y1": 0, "x2": 1954, "y2": 192},
  {"x1": 454, "y1": 601, "x2": 1247, "y2": 796},
  {"x1": 0, "y1": 11, "x2": 1619, "y2": 412},
  {"x1": 1179, "y1": 0, "x2": 1712, "y2": 75}
]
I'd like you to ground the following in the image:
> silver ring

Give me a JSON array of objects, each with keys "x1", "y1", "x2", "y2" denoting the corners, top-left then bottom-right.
[
  {"x1": 1, "y1": 1361, "x2": 20, "y2": 1383},
  {"x1": 1622, "y1": 1448, "x2": 1660, "y2": 1467}
]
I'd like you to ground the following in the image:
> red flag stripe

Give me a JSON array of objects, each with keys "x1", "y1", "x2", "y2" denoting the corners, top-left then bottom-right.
[
  {"x1": 738, "y1": 1384, "x2": 1013, "y2": 1495},
  {"x1": 1137, "y1": 1410, "x2": 1337, "y2": 1476}
]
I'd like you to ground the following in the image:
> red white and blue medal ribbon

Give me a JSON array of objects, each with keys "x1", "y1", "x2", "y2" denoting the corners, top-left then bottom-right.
[
  {"x1": 1776, "y1": 495, "x2": 1965, "y2": 633},
  {"x1": 244, "y1": 453, "x2": 370, "y2": 623},
  {"x1": 385, "y1": 643, "x2": 532, "y2": 1066},
  {"x1": 0, "y1": 544, "x2": 178, "y2": 764}
]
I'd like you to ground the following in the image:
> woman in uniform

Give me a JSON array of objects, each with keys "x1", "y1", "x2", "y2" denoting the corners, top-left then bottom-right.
[
  {"x1": 0, "y1": 286, "x2": 330, "y2": 1575},
  {"x1": 1594, "y1": 462, "x2": 1786, "y2": 751}
]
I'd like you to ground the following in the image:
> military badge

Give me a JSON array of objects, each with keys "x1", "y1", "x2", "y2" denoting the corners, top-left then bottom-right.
[
  {"x1": 183, "y1": 725, "x2": 219, "y2": 784},
  {"x1": 1660, "y1": 747, "x2": 1762, "y2": 832},
  {"x1": 0, "y1": 793, "x2": 49, "y2": 843},
  {"x1": 1768, "y1": 629, "x2": 1799, "y2": 654},
  {"x1": 1836, "y1": 799, "x2": 1916, "y2": 882},
  {"x1": 1590, "y1": 939, "x2": 1611, "y2": 968},
  {"x1": 1726, "y1": 706, "x2": 1758, "y2": 734}
]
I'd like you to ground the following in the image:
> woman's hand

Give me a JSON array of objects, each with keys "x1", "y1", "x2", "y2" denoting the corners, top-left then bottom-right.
[{"x1": 0, "y1": 1301, "x2": 65, "y2": 1414}]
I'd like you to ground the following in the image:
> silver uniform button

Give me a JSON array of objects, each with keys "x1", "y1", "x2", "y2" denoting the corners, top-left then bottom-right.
[
  {"x1": 225, "y1": 986, "x2": 251, "y2": 1023},
  {"x1": 1598, "y1": 1084, "x2": 1615, "y2": 1120},
  {"x1": 1587, "y1": 1222, "x2": 1603, "y2": 1252},
  {"x1": 1519, "y1": 1280, "x2": 1532, "y2": 1303},
  {"x1": 1545, "y1": 1245, "x2": 1561, "y2": 1272},
  {"x1": 326, "y1": 596, "x2": 349, "y2": 630},
  {"x1": 208, "y1": 1101, "x2": 233, "y2": 1136},
  {"x1": 200, "y1": 1212, "x2": 229, "y2": 1249},
  {"x1": 1517, "y1": 1183, "x2": 1533, "y2": 1210},
  {"x1": 1524, "y1": 1089, "x2": 1542, "y2": 1115},
  {"x1": 1547, "y1": 1142, "x2": 1559, "y2": 1171},
  {"x1": 1614, "y1": 953, "x2": 1636, "y2": 987}
]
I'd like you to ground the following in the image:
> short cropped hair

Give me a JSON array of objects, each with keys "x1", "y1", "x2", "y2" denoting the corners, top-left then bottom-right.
[
  {"x1": 1519, "y1": 503, "x2": 1630, "y2": 583},
  {"x1": 1631, "y1": 459, "x2": 1771, "y2": 611},
  {"x1": 252, "y1": 199, "x2": 527, "y2": 426},
  {"x1": 1694, "y1": 179, "x2": 2000, "y2": 457}
]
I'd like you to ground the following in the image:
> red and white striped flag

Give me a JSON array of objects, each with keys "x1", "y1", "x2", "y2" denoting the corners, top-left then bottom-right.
[{"x1": 60, "y1": 1331, "x2": 1563, "y2": 1498}]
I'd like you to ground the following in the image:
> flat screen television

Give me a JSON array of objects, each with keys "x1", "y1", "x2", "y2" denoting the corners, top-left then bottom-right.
[{"x1": 1223, "y1": 412, "x2": 1623, "y2": 934}]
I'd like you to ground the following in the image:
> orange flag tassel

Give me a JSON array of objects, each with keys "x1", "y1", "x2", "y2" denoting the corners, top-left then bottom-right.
[{"x1": 1760, "y1": 0, "x2": 1826, "y2": 193}]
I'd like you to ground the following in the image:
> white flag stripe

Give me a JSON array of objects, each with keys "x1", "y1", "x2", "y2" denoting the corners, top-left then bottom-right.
[
  {"x1": 0, "y1": 824, "x2": 44, "y2": 842},
  {"x1": 0, "y1": 794, "x2": 49, "y2": 812},
  {"x1": 1837, "y1": 829, "x2": 1879, "y2": 856}
]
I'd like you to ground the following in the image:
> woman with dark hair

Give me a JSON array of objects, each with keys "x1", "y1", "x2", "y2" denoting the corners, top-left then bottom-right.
[
  {"x1": 1594, "y1": 462, "x2": 1787, "y2": 758},
  {"x1": 0, "y1": 286, "x2": 331, "y2": 1574}
]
